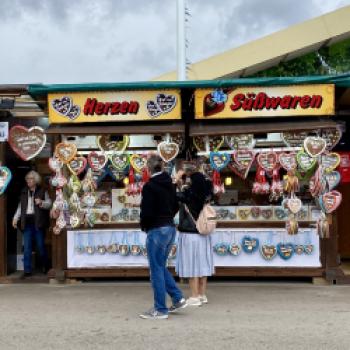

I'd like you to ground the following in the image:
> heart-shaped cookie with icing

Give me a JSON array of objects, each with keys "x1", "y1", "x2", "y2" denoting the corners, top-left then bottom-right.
[
  {"x1": 55, "y1": 143, "x2": 77, "y2": 164},
  {"x1": 157, "y1": 141, "x2": 179, "y2": 162},
  {"x1": 130, "y1": 154, "x2": 148, "y2": 173},
  {"x1": 209, "y1": 152, "x2": 230, "y2": 172},
  {"x1": 321, "y1": 152, "x2": 340, "y2": 173},
  {"x1": 109, "y1": 153, "x2": 129, "y2": 171},
  {"x1": 97, "y1": 135, "x2": 129, "y2": 153},
  {"x1": 0, "y1": 166, "x2": 12, "y2": 195},
  {"x1": 8, "y1": 126, "x2": 47, "y2": 161},
  {"x1": 260, "y1": 245, "x2": 277, "y2": 260},
  {"x1": 286, "y1": 197, "x2": 302, "y2": 214},
  {"x1": 320, "y1": 190, "x2": 342, "y2": 213},
  {"x1": 257, "y1": 152, "x2": 278, "y2": 172},
  {"x1": 296, "y1": 151, "x2": 317, "y2": 171},
  {"x1": 304, "y1": 136, "x2": 326, "y2": 157},
  {"x1": 67, "y1": 156, "x2": 87, "y2": 175},
  {"x1": 48, "y1": 157, "x2": 63, "y2": 173},
  {"x1": 324, "y1": 171, "x2": 341, "y2": 190},
  {"x1": 193, "y1": 136, "x2": 224, "y2": 152},
  {"x1": 279, "y1": 152, "x2": 297, "y2": 171},
  {"x1": 88, "y1": 152, "x2": 107, "y2": 171}
]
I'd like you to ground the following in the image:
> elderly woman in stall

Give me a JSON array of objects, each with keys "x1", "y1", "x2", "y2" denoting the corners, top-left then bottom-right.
[{"x1": 12, "y1": 170, "x2": 52, "y2": 278}]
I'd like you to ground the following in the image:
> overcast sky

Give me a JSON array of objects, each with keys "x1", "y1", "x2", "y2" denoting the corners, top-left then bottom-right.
[{"x1": 0, "y1": 0, "x2": 349, "y2": 84}]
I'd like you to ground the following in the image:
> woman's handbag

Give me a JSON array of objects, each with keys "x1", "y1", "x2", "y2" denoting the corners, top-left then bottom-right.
[{"x1": 184, "y1": 203, "x2": 217, "y2": 235}]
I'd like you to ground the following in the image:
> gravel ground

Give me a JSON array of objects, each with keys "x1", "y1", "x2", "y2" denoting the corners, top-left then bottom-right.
[{"x1": 1, "y1": 282, "x2": 350, "y2": 350}]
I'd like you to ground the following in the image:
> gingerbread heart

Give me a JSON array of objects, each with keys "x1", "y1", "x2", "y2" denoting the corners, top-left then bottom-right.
[
  {"x1": 286, "y1": 197, "x2": 302, "y2": 214},
  {"x1": 304, "y1": 136, "x2": 327, "y2": 157},
  {"x1": 107, "y1": 164, "x2": 126, "y2": 181},
  {"x1": 320, "y1": 190, "x2": 342, "y2": 213},
  {"x1": 321, "y1": 152, "x2": 340, "y2": 173},
  {"x1": 67, "y1": 156, "x2": 87, "y2": 175},
  {"x1": 55, "y1": 143, "x2": 77, "y2": 164},
  {"x1": 238, "y1": 208, "x2": 251, "y2": 220},
  {"x1": 156, "y1": 93, "x2": 177, "y2": 113},
  {"x1": 277, "y1": 243, "x2": 294, "y2": 260},
  {"x1": 210, "y1": 152, "x2": 230, "y2": 171},
  {"x1": 193, "y1": 136, "x2": 224, "y2": 152},
  {"x1": 230, "y1": 150, "x2": 255, "y2": 179},
  {"x1": 282, "y1": 131, "x2": 308, "y2": 147},
  {"x1": 229, "y1": 243, "x2": 241, "y2": 256},
  {"x1": 157, "y1": 141, "x2": 179, "y2": 163},
  {"x1": 279, "y1": 152, "x2": 297, "y2": 171},
  {"x1": 225, "y1": 134, "x2": 255, "y2": 150},
  {"x1": 146, "y1": 100, "x2": 162, "y2": 118},
  {"x1": 324, "y1": 171, "x2": 341, "y2": 191},
  {"x1": 0, "y1": 166, "x2": 12, "y2": 195},
  {"x1": 96, "y1": 135, "x2": 129, "y2": 153},
  {"x1": 88, "y1": 152, "x2": 107, "y2": 171},
  {"x1": 257, "y1": 152, "x2": 277, "y2": 172},
  {"x1": 51, "y1": 96, "x2": 81, "y2": 120},
  {"x1": 241, "y1": 236, "x2": 259, "y2": 254},
  {"x1": 296, "y1": 151, "x2": 317, "y2": 171},
  {"x1": 130, "y1": 154, "x2": 148, "y2": 173},
  {"x1": 48, "y1": 157, "x2": 63, "y2": 173},
  {"x1": 294, "y1": 245, "x2": 305, "y2": 255},
  {"x1": 8, "y1": 126, "x2": 47, "y2": 161},
  {"x1": 321, "y1": 128, "x2": 342, "y2": 150},
  {"x1": 260, "y1": 245, "x2": 277, "y2": 260},
  {"x1": 109, "y1": 153, "x2": 129, "y2": 171}
]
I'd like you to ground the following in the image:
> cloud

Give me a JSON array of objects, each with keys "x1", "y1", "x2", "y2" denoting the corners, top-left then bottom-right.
[{"x1": 0, "y1": 0, "x2": 349, "y2": 83}]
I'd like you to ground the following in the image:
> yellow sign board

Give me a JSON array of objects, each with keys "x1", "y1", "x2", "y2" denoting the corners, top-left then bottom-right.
[
  {"x1": 48, "y1": 90, "x2": 181, "y2": 124},
  {"x1": 195, "y1": 84, "x2": 334, "y2": 119}
]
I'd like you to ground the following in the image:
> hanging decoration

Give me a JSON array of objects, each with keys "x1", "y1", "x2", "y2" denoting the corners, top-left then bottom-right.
[
  {"x1": 252, "y1": 166, "x2": 270, "y2": 195},
  {"x1": 67, "y1": 156, "x2": 87, "y2": 175},
  {"x1": 209, "y1": 152, "x2": 229, "y2": 195},
  {"x1": 303, "y1": 136, "x2": 327, "y2": 157},
  {"x1": 270, "y1": 166, "x2": 283, "y2": 201},
  {"x1": 193, "y1": 136, "x2": 224, "y2": 152},
  {"x1": 279, "y1": 152, "x2": 297, "y2": 172},
  {"x1": 229, "y1": 150, "x2": 255, "y2": 179},
  {"x1": 241, "y1": 236, "x2": 259, "y2": 254},
  {"x1": 225, "y1": 134, "x2": 255, "y2": 150},
  {"x1": 277, "y1": 243, "x2": 294, "y2": 260},
  {"x1": 109, "y1": 153, "x2": 130, "y2": 171},
  {"x1": 96, "y1": 135, "x2": 130, "y2": 153},
  {"x1": 157, "y1": 141, "x2": 179, "y2": 163},
  {"x1": 0, "y1": 166, "x2": 12, "y2": 195},
  {"x1": 8, "y1": 125, "x2": 47, "y2": 161},
  {"x1": 88, "y1": 151, "x2": 108, "y2": 171},
  {"x1": 55, "y1": 142, "x2": 77, "y2": 164}
]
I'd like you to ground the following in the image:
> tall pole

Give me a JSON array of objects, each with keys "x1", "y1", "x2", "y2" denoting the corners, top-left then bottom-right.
[{"x1": 177, "y1": 0, "x2": 186, "y2": 81}]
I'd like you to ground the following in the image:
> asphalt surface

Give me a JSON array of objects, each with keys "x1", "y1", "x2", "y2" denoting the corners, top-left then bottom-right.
[{"x1": 1, "y1": 282, "x2": 350, "y2": 350}]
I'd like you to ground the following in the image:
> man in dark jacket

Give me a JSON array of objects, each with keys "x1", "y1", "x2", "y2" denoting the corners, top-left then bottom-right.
[{"x1": 139, "y1": 155, "x2": 187, "y2": 319}]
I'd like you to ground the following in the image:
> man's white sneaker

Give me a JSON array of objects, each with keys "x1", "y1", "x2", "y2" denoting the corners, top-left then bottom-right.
[
  {"x1": 199, "y1": 295, "x2": 208, "y2": 304},
  {"x1": 186, "y1": 297, "x2": 202, "y2": 306}
]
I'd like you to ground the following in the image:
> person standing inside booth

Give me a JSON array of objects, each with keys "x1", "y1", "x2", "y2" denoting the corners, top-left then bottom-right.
[{"x1": 12, "y1": 170, "x2": 51, "y2": 278}]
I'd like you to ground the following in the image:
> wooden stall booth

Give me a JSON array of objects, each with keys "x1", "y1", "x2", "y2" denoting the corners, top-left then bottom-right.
[{"x1": 22, "y1": 77, "x2": 350, "y2": 282}]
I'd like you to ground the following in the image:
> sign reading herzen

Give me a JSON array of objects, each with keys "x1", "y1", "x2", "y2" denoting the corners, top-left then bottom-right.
[
  {"x1": 195, "y1": 84, "x2": 334, "y2": 119},
  {"x1": 48, "y1": 90, "x2": 181, "y2": 124}
]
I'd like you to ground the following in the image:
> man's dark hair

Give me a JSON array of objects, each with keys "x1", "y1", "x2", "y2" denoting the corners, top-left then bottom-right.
[{"x1": 147, "y1": 155, "x2": 164, "y2": 174}]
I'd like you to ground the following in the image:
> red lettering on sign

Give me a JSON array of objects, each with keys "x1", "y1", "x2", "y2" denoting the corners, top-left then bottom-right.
[{"x1": 83, "y1": 99, "x2": 140, "y2": 116}]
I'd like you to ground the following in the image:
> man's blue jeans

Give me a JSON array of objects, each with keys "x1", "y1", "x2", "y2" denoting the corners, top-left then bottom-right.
[
  {"x1": 23, "y1": 223, "x2": 48, "y2": 273},
  {"x1": 146, "y1": 226, "x2": 183, "y2": 314}
]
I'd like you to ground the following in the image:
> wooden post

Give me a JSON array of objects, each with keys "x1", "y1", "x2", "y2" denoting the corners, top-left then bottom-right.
[{"x1": 0, "y1": 143, "x2": 7, "y2": 277}]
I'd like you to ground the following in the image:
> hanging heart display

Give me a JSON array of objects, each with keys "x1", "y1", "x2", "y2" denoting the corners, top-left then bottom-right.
[
  {"x1": 67, "y1": 156, "x2": 87, "y2": 175},
  {"x1": 260, "y1": 245, "x2": 277, "y2": 260},
  {"x1": 257, "y1": 152, "x2": 278, "y2": 172},
  {"x1": 286, "y1": 197, "x2": 302, "y2": 214},
  {"x1": 279, "y1": 152, "x2": 297, "y2": 171},
  {"x1": 109, "y1": 153, "x2": 129, "y2": 171},
  {"x1": 320, "y1": 190, "x2": 342, "y2": 214},
  {"x1": 324, "y1": 171, "x2": 341, "y2": 191},
  {"x1": 157, "y1": 141, "x2": 179, "y2": 163},
  {"x1": 96, "y1": 135, "x2": 129, "y2": 153},
  {"x1": 296, "y1": 151, "x2": 317, "y2": 171},
  {"x1": 270, "y1": 167, "x2": 283, "y2": 201},
  {"x1": 130, "y1": 154, "x2": 148, "y2": 173},
  {"x1": 68, "y1": 175, "x2": 82, "y2": 193},
  {"x1": 209, "y1": 152, "x2": 230, "y2": 172},
  {"x1": 241, "y1": 236, "x2": 259, "y2": 254},
  {"x1": 320, "y1": 152, "x2": 340, "y2": 173},
  {"x1": 88, "y1": 151, "x2": 108, "y2": 171},
  {"x1": 294, "y1": 245, "x2": 305, "y2": 255},
  {"x1": 282, "y1": 131, "x2": 308, "y2": 147},
  {"x1": 303, "y1": 136, "x2": 327, "y2": 157},
  {"x1": 225, "y1": 134, "x2": 255, "y2": 150},
  {"x1": 193, "y1": 136, "x2": 224, "y2": 152},
  {"x1": 229, "y1": 150, "x2": 255, "y2": 179},
  {"x1": 229, "y1": 243, "x2": 241, "y2": 256},
  {"x1": 48, "y1": 157, "x2": 63, "y2": 173},
  {"x1": 213, "y1": 243, "x2": 229, "y2": 256},
  {"x1": 321, "y1": 128, "x2": 342, "y2": 150},
  {"x1": 0, "y1": 166, "x2": 12, "y2": 195},
  {"x1": 55, "y1": 142, "x2": 77, "y2": 164},
  {"x1": 277, "y1": 243, "x2": 294, "y2": 260},
  {"x1": 8, "y1": 126, "x2": 47, "y2": 161}
]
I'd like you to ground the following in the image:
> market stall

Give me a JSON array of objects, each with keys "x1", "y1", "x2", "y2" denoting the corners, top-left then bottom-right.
[{"x1": 2, "y1": 77, "x2": 348, "y2": 282}]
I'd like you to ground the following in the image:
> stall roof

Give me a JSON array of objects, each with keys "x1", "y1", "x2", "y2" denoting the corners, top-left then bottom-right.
[{"x1": 28, "y1": 73, "x2": 350, "y2": 96}]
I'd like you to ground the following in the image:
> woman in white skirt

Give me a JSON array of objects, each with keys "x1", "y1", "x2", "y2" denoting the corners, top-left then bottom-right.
[{"x1": 175, "y1": 170, "x2": 214, "y2": 306}]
